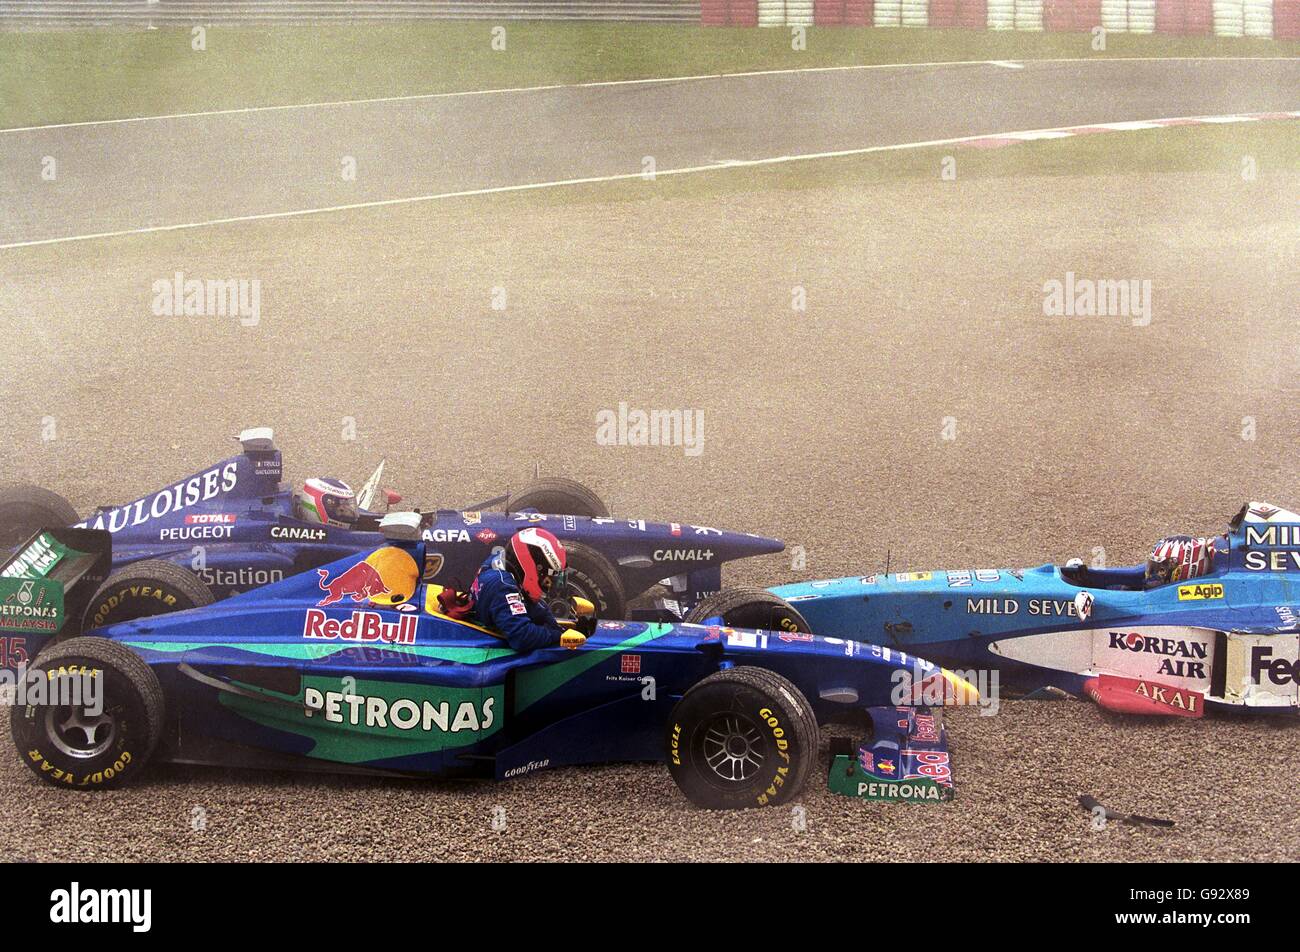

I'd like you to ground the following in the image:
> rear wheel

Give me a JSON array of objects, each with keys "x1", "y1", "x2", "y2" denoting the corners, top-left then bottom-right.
[
  {"x1": 0, "y1": 485, "x2": 79, "y2": 550},
  {"x1": 667, "y1": 667, "x2": 818, "y2": 809},
  {"x1": 82, "y1": 560, "x2": 214, "y2": 630},
  {"x1": 506, "y1": 477, "x2": 610, "y2": 518},
  {"x1": 561, "y1": 541, "x2": 627, "y2": 619},
  {"x1": 11, "y1": 637, "x2": 164, "y2": 790},
  {"x1": 684, "y1": 587, "x2": 812, "y2": 636}
]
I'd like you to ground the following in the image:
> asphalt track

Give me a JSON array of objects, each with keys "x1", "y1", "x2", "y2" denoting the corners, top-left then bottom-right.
[
  {"x1": 2, "y1": 56, "x2": 1299, "y2": 245},
  {"x1": 0, "y1": 51, "x2": 1298, "y2": 862}
]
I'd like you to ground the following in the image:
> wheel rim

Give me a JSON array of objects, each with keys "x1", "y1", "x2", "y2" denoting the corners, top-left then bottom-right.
[
  {"x1": 45, "y1": 704, "x2": 117, "y2": 759},
  {"x1": 701, "y1": 712, "x2": 765, "y2": 783}
]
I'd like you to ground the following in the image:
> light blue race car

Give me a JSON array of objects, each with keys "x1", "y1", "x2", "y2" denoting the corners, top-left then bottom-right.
[{"x1": 685, "y1": 502, "x2": 1300, "y2": 718}]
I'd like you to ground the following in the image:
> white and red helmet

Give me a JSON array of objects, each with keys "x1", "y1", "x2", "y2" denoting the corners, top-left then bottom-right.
[
  {"x1": 504, "y1": 527, "x2": 567, "y2": 601},
  {"x1": 1145, "y1": 536, "x2": 1216, "y2": 589},
  {"x1": 297, "y1": 477, "x2": 359, "y2": 528}
]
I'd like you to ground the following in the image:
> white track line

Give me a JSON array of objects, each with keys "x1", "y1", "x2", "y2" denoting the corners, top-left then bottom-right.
[
  {"x1": 2, "y1": 55, "x2": 1296, "y2": 134},
  {"x1": 4, "y1": 110, "x2": 1296, "y2": 251}
]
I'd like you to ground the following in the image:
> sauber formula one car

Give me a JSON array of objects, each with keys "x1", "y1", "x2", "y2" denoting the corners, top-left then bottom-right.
[
  {"x1": 686, "y1": 503, "x2": 1300, "y2": 719},
  {"x1": 0, "y1": 427, "x2": 782, "y2": 637},
  {"x1": 2, "y1": 518, "x2": 976, "y2": 807}
]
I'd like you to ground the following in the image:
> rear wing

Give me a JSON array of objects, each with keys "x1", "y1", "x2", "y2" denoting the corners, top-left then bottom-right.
[{"x1": 0, "y1": 528, "x2": 112, "y2": 673}]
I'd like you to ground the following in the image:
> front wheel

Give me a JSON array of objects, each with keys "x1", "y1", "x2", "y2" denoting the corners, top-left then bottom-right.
[
  {"x1": 11, "y1": 637, "x2": 164, "y2": 790},
  {"x1": 667, "y1": 667, "x2": 818, "y2": 809}
]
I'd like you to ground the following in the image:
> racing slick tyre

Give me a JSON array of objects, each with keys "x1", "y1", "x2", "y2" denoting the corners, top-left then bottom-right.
[
  {"x1": 505, "y1": 477, "x2": 610, "y2": 518},
  {"x1": 667, "y1": 667, "x2": 818, "y2": 810},
  {"x1": 684, "y1": 588, "x2": 812, "y2": 636},
  {"x1": 0, "y1": 484, "x2": 79, "y2": 550},
  {"x1": 11, "y1": 637, "x2": 164, "y2": 791},
  {"x1": 560, "y1": 541, "x2": 627, "y2": 619},
  {"x1": 82, "y1": 560, "x2": 214, "y2": 631}
]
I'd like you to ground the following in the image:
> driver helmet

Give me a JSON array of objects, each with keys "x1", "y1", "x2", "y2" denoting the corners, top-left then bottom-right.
[
  {"x1": 297, "y1": 477, "x2": 358, "y2": 528},
  {"x1": 1145, "y1": 535, "x2": 1216, "y2": 589},
  {"x1": 503, "y1": 527, "x2": 567, "y2": 601}
]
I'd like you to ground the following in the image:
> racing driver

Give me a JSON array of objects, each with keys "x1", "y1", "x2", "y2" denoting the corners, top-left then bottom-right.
[
  {"x1": 1063, "y1": 533, "x2": 1219, "y2": 591},
  {"x1": 467, "y1": 527, "x2": 572, "y2": 652},
  {"x1": 1144, "y1": 535, "x2": 1218, "y2": 589},
  {"x1": 295, "y1": 476, "x2": 359, "y2": 528}
]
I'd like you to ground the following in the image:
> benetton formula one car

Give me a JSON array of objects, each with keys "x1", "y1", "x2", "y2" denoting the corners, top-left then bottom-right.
[
  {"x1": 0, "y1": 427, "x2": 782, "y2": 644},
  {"x1": 684, "y1": 503, "x2": 1300, "y2": 719},
  {"x1": 3, "y1": 518, "x2": 976, "y2": 807}
]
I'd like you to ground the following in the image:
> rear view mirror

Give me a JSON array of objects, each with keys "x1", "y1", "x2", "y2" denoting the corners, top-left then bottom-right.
[{"x1": 1074, "y1": 591, "x2": 1094, "y2": 623}]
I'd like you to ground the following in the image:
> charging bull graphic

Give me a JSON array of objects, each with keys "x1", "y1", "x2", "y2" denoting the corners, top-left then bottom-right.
[{"x1": 316, "y1": 548, "x2": 418, "y2": 608}]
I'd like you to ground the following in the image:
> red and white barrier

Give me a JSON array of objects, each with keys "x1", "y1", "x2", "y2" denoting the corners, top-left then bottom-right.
[
  {"x1": 1155, "y1": 0, "x2": 1213, "y2": 33},
  {"x1": 1244, "y1": 0, "x2": 1273, "y2": 34},
  {"x1": 711, "y1": 0, "x2": 1285, "y2": 34},
  {"x1": 1015, "y1": 0, "x2": 1045, "y2": 29},
  {"x1": 874, "y1": 0, "x2": 902, "y2": 23},
  {"x1": 929, "y1": 0, "x2": 958, "y2": 24},
  {"x1": 701, "y1": 0, "x2": 759, "y2": 24},
  {"x1": 1277, "y1": 0, "x2": 1300, "y2": 36},
  {"x1": 987, "y1": 0, "x2": 1014, "y2": 26},
  {"x1": 957, "y1": 0, "x2": 989, "y2": 26},
  {"x1": 815, "y1": 0, "x2": 871, "y2": 23}
]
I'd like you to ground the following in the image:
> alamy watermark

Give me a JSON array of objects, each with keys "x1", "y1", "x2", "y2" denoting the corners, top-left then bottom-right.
[
  {"x1": 49, "y1": 883, "x2": 151, "y2": 933},
  {"x1": 152, "y1": 271, "x2": 261, "y2": 327},
  {"x1": 1042, "y1": 272, "x2": 1151, "y2": 326},
  {"x1": 595, "y1": 403, "x2": 704, "y2": 457},
  {"x1": 0, "y1": 667, "x2": 103, "y2": 714},
  {"x1": 890, "y1": 664, "x2": 1000, "y2": 716}
]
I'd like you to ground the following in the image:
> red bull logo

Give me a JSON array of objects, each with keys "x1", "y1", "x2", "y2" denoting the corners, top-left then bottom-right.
[
  {"x1": 317, "y1": 561, "x2": 389, "y2": 606},
  {"x1": 303, "y1": 609, "x2": 417, "y2": 645},
  {"x1": 316, "y1": 549, "x2": 418, "y2": 608}
]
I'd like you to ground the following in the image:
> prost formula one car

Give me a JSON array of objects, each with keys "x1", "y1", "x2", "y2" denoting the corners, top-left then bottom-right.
[
  {"x1": 688, "y1": 503, "x2": 1300, "y2": 719},
  {"x1": 0, "y1": 428, "x2": 783, "y2": 655},
  {"x1": 3, "y1": 518, "x2": 977, "y2": 807}
]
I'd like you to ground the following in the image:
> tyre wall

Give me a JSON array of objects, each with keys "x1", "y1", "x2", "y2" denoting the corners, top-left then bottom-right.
[{"x1": 773, "y1": 0, "x2": 1280, "y2": 32}]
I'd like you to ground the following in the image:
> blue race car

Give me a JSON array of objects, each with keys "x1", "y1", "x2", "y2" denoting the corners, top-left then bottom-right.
[
  {"x1": 0, "y1": 427, "x2": 782, "y2": 642},
  {"x1": 685, "y1": 502, "x2": 1300, "y2": 718},
  {"x1": 3, "y1": 518, "x2": 977, "y2": 807}
]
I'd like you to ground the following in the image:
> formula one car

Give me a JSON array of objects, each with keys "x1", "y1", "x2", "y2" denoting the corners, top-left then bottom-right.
[
  {"x1": 686, "y1": 503, "x2": 1300, "y2": 718},
  {"x1": 0, "y1": 428, "x2": 782, "y2": 649},
  {"x1": 3, "y1": 518, "x2": 977, "y2": 807}
]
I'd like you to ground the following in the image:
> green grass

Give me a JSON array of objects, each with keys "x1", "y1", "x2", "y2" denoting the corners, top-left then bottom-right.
[
  {"x1": 502, "y1": 119, "x2": 1300, "y2": 207},
  {"x1": 1, "y1": 22, "x2": 1297, "y2": 128}
]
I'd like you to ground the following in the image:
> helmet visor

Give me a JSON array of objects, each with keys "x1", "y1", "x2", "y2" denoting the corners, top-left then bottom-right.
[
  {"x1": 1145, "y1": 557, "x2": 1174, "y2": 588},
  {"x1": 324, "y1": 494, "x2": 358, "y2": 524}
]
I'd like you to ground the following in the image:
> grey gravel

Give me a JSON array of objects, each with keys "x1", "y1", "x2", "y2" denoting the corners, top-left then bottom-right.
[{"x1": 0, "y1": 106, "x2": 1296, "y2": 861}]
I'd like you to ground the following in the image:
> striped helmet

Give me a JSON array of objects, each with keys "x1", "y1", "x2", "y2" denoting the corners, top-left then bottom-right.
[
  {"x1": 504, "y1": 527, "x2": 567, "y2": 601},
  {"x1": 1145, "y1": 536, "x2": 1216, "y2": 589}
]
